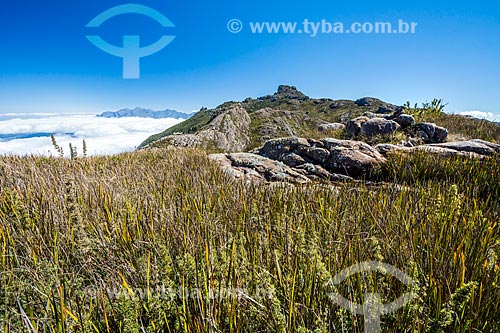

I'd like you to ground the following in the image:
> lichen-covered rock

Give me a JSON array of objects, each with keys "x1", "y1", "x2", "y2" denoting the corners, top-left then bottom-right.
[
  {"x1": 395, "y1": 114, "x2": 416, "y2": 128},
  {"x1": 430, "y1": 140, "x2": 500, "y2": 156},
  {"x1": 360, "y1": 118, "x2": 400, "y2": 137},
  {"x1": 346, "y1": 116, "x2": 369, "y2": 137},
  {"x1": 321, "y1": 138, "x2": 387, "y2": 177},
  {"x1": 296, "y1": 145, "x2": 330, "y2": 164},
  {"x1": 415, "y1": 122, "x2": 448, "y2": 143},
  {"x1": 281, "y1": 153, "x2": 307, "y2": 167},
  {"x1": 259, "y1": 137, "x2": 310, "y2": 160},
  {"x1": 375, "y1": 143, "x2": 485, "y2": 159}
]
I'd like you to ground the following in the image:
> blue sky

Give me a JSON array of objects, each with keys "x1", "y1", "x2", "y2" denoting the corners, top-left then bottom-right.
[{"x1": 0, "y1": 0, "x2": 499, "y2": 115}]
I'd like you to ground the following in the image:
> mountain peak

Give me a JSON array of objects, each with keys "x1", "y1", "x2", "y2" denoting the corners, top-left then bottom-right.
[{"x1": 274, "y1": 85, "x2": 308, "y2": 100}]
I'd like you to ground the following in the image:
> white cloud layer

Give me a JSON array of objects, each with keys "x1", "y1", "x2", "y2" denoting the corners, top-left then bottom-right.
[
  {"x1": 459, "y1": 111, "x2": 500, "y2": 122},
  {"x1": 0, "y1": 114, "x2": 184, "y2": 156}
]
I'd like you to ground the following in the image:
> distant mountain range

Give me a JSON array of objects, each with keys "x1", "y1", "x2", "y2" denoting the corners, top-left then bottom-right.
[{"x1": 98, "y1": 107, "x2": 192, "y2": 120}]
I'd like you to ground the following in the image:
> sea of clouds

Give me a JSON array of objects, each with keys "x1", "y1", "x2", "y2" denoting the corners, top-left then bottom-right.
[{"x1": 0, "y1": 113, "x2": 184, "y2": 156}]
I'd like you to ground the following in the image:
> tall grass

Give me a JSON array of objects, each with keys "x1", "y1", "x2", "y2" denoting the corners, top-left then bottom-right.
[{"x1": 0, "y1": 149, "x2": 499, "y2": 332}]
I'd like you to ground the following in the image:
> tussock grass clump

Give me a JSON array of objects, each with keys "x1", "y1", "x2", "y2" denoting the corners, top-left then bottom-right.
[{"x1": 0, "y1": 149, "x2": 499, "y2": 332}]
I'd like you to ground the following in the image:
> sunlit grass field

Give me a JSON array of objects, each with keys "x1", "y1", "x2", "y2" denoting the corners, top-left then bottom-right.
[{"x1": 0, "y1": 148, "x2": 499, "y2": 332}]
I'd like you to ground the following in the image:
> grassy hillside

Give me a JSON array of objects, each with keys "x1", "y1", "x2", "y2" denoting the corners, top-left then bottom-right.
[
  {"x1": 1, "y1": 148, "x2": 499, "y2": 332},
  {"x1": 138, "y1": 89, "x2": 386, "y2": 149},
  {"x1": 139, "y1": 87, "x2": 500, "y2": 151}
]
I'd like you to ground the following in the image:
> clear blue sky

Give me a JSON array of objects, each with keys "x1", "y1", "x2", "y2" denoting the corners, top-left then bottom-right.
[{"x1": 0, "y1": 0, "x2": 499, "y2": 114}]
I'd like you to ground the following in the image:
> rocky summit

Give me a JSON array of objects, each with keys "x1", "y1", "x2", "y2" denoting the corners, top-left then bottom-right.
[
  {"x1": 140, "y1": 85, "x2": 500, "y2": 184},
  {"x1": 139, "y1": 85, "x2": 409, "y2": 151}
]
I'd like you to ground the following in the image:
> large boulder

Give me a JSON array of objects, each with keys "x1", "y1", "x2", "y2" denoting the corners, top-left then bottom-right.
[
  {"x1": 394, "y1": 114, "x2": 416, "y2": 128},
  {"x1": 210, "y1": 153, "x2": 311, "y2": 184},
  {"x1": 321, "y1": 138, "x2": 387, "y2": 177},
  {"x1": 281, "y1": 153, "x2": 307, "y2": 168},
  {"x1": 360, "y1": 118, "x2": 400, "y2": 137},
  {"x1": 469, "y1": 139, "x2": 500, "y2": 153},
  {"x1": 209, "y1": 152, "x2": 354, "y2": 184},
  {"x1": 259, "y1": 137, "x2": 386, "y2": 178},
  {"x1": 259, "y1": 137, "x2": 310, "y2": 160},
  {"x1": 377, "y1": 104, "x2": 403, "y2": 114},
  {"x1": 429, "y1": 140, "x2": 500, "y2": 156},
  {"x1": 375, "y1": 142, "x2": 489, "y2": 159},
  {"x1": 415, "y1": 123, "x2": 448, "y2": 143},
  {"x1": 346, "y1": 116, "x2": 369, "y2": 137},
  {"x1": 296, "y1": 145, "x2": 330, "y2": 164}
]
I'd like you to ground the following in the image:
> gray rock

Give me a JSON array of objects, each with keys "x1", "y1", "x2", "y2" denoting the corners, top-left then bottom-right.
[
  {"x1": 324, "y1": 148, "x2": 385, "y2": 178},
  {"x1": 377, "y1": 104, "x2": 404, "y2": 114},
  {"x1": 395, "y1": 114, "x2": 416, "y2": 128},
  {"x1": 363, "y1": 112, "x2": 392, "y2": 119},
  {"x1": 321, "y1": 139, "x2": 387, "y2": 177},
  {"x1": 433, "y1": 126, "x2": 448, "y2": 143},
  {"x1": 258, "y1": 137, "x2": 387, "y2": 178},
  {"x1": 157, "y1": 133, "x2": 202, "y2": 148},
  {"x1": 429, "y1": 140, "x2": 498, "y2": 156},
  {"x1": 209, "y1": 151, "x2": 357, "y2": 184},
  {"x1": 318, "y1": 123, "x2": 345, "y2": 132},
  {"x1": 415, "y1": 123, "x2": 448, "y2": 143},
  {"x1": 360, "y1": 118, "x2": 400, "y2": 137},
  {"x1": 227, "y1": 153, "x2": 310, "y2": 183},
  {"x1": 295, "y1": 163, "x2": 353, "y2": 182},
  {"x1": 296, "y1": 145, "x2": 330, "y2": 164},
  {"x1": 346, "y1": 116, "x2": 369, "y2": 137},
  {"x1": 281, "y1": 153, "x2": 307, "y2": 167},
  {"x1": 149, "y1": 106, "x2": 251, "y2": 152},
  {"x1": 362, "y1": 112, "x2": 377, "y2": 119},
  {"x1": 209, "y1": 154, "x2": 263, "y2": 182},
  {"x1": 375, "y1": 143, "x2": 485, "y2": 159},
  {"x1": 259, "y1": 137, "x2": 310, "y2": 160},
  {"x1": 274, "y1": 85, "x2": 309, "y2": 101},
  {"x1": 469, "y1": 139, "x2": 500, "y2": 153},
  {"x1": 321, "y1": 138, "x2": 384, "y2": 159}
]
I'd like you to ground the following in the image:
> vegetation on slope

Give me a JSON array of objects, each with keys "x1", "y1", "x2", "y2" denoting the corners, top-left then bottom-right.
[
  {"x1": 139, "y1": 87, "x2": 500, "y2": 152},
  {"x1": 138, "y1": 88, "x2": 386, "y2": 149}
]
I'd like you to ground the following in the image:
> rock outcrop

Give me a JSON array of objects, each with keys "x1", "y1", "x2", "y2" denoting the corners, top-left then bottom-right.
[
  {"x1": 151, "y1": 106, "x2": 251, "y2": 152},
  {"x1": 394, "y1": 114, "x2": 416, "y2": 128},
  {"x1": 211, "y1": 137, "x2": 499, "y2": 185},
  {"x1": 347, "y1": 117, "x2": 400, "y2": 137},
  {"x1": 414, "y1": 122, "x2": 448, "y2": 143},
  {"x1": 346, "y1": 116, "x2": 369, "y2": 137},
  {"x1": 375, "y1": 139, "x2": 500, "y2": 158},
  {"x1": 209, "y1": 153, "x2": 311, "y2": 184},
  {"x1": 429, "y1": 139, "x2": 500, "y2": 156},
  {"x1": 210, "y1": 137, "x2": 388, "y2": 184},
  {"x1": 360, "y1": 118, "x2": 400, "y2": 137}
]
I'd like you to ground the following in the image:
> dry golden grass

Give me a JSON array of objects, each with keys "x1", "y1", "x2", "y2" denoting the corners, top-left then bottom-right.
[{"x1": 0, "y1": 148, "x2": 499, "y2": 332}]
